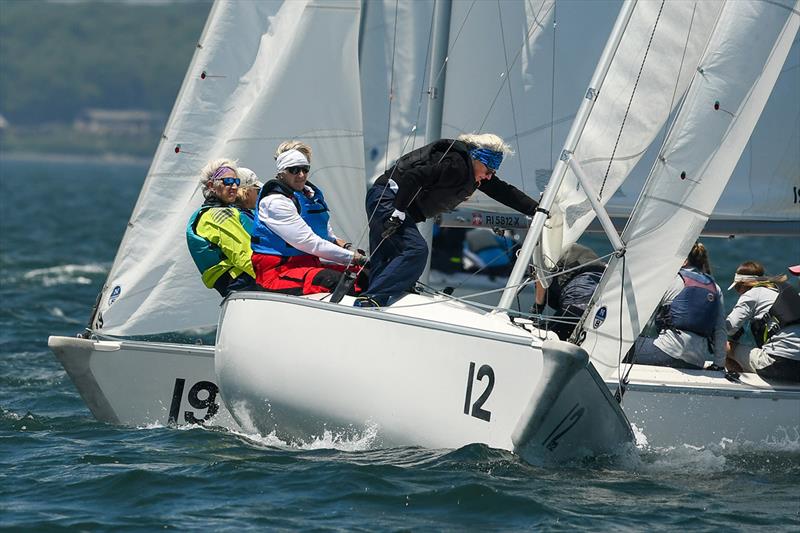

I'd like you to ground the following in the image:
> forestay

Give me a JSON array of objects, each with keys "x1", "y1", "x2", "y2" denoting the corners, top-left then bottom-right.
[
  {"x1": 93, "y1": 0, "x2": 366, "y2": 336},
  {"x1": 579, "y1": 0, "x2": 800, "y2": 378}
]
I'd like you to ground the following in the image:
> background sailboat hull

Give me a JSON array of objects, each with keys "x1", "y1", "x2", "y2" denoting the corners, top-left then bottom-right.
[
  {"x1": 47, "y1": 336, "x2": 240, "y2": 430},
  {"x1": 612, "y1": 366, "x2": 800, "y2": 448},
  {"x1": 215, "y1": 293, "x2": 633, "y2": 463}
]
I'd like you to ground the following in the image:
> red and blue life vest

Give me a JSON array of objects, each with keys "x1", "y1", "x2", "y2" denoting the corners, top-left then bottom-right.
[{"x1": 657, "y1": 268, "x2": 719, "y2": 337}]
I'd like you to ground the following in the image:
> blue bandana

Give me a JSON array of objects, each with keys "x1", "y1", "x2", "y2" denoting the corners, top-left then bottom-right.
[{"x1": 469, "y1": 148, "x2": 503, "y2": 171}]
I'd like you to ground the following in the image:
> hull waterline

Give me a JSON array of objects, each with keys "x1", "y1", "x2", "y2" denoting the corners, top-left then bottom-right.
[{"x1": 215, "y1": 292, "x2": 633, "y2": 463}]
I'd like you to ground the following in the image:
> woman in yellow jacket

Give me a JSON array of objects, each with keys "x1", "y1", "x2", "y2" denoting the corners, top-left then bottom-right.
[{"x1": 186, "y1": 158, "x2": 258, "y2": 296}]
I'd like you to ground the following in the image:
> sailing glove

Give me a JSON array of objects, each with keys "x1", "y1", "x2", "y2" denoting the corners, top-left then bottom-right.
[
  {"x1": 352, "y1": 251, "x2": 369, "y2": 267},
  {"x1": 382, "y1": 210, "x2": 406, "y2": 239}
]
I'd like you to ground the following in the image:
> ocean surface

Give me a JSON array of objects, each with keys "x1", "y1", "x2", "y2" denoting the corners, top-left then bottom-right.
[{"x1": 1, "y1": 156, "x2": 798, "y2": 530}]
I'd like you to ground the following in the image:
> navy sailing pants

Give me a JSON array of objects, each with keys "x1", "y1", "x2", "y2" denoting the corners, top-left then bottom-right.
[{"x1": 363, "y1": 183, "x2": 428, "y2": 305}]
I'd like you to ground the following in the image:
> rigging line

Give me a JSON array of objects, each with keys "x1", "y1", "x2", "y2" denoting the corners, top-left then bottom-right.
[
  {"x1": 548, "y1": 0, "x2": 557, "y2": 173},
  {"x1": 386, "y1": 1, "x2": 551, "y2": 219},
  {"x1": 429, "y1": 0, "x2": 478, "y2": 92},
  {"x1": 496, "y1": 0, "x2": 527, "y2": 194},
  {"x1": 599, "y1": 0, "x2": 666, "y2": 198},
  {"x1": 382, "y1": 0, "x2": 401, "y2": 176},
  {"x1": 332, "y1": 1, "x2": 437, "y2": 288},
  {"x1": 475, "y1": 1, "x2": 554, "y2": 136},
  {"x1": 616, "y1": 253, "x2": 627, "y2": 402},
  {"x1": 440, "y1": 230, "x2": 517, "y2": 292},
  {"x1": 407, "y1": 1, "x2": 437, "y2": 156},
  {"x1": 409, "y1": 2, "x2": 437, "y2": 154}
]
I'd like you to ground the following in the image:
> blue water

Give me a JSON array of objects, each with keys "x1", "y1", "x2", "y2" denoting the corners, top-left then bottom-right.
[{"x1": 1, "y1": 156, "x2": 798, "y2": 530}]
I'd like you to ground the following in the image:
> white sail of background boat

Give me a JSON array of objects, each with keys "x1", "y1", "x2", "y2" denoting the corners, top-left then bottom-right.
[{"x1": 49, "y1": 0, "x2": 798, "y2": 452}]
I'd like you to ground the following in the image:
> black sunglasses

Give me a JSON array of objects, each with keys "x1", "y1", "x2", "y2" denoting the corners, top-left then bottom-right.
[{"x1": 285, "y1": 166, "x2": 310, "y2": 175}]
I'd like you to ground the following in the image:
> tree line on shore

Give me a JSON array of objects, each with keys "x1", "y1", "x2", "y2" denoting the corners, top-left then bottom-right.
[{"x1": 0, "y1": 0, "x2": 211, "y2": 126}]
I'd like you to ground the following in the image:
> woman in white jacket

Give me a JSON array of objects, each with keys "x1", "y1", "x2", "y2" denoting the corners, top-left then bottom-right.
[{"x1": 726, "y1": 261, "x2": 800, "y2": 382}]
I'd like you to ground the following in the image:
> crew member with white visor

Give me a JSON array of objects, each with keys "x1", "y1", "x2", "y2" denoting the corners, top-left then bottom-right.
[{"x1": 250, "y1": 144, "x2": 367, "y2": 295}]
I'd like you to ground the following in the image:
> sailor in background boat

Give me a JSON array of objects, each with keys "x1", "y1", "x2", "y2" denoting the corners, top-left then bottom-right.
[
  {"x1": 726, "y1": 261, "x2": 800, "y2": 382},
  {"x1": 186, "y1": 160, "x2": 260, "y2": 297},
  {"x1": 234, "y1": 167, "x2": 263, "y2": 232},
  {"x1": 356, "y1": 133, "x2": 539, "y2": 308},
  {"x1": 532, "y1": 243, "x2": 606, "y2": 341},
  {"x1": 250, "y1": 142, "x2": 368, "y2": 296},
  {"x1": 627, "y1": 242, "x2": 726, "y2": 371}
]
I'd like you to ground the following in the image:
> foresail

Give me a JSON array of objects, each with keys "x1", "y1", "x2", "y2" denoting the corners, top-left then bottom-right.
[
  {"x1": 539, "y1": 0, "x2": 724, "y2": 269},
  {"x1": 580, "y1": 0, "x2": 800, "y2": 379},
  {"x1": 94, "y1": 0, "x2": 366, "y2": 336}
]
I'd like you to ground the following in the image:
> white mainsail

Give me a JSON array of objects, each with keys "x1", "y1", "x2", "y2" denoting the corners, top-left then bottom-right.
[
  {"x1": 580, "y1": 0, "x2": 800, "y2": 378},
  {"x1": 93, "y1": 0, "x2": 366, "y2": 336}
]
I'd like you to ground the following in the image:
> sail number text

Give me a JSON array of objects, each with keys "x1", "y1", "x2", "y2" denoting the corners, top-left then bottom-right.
[
  {"x1": 168, "y1": 378, "x2": 219, "y2": 425},
  {"x1": 463, "y1": 362, "x2": 495, "y2": 422}
]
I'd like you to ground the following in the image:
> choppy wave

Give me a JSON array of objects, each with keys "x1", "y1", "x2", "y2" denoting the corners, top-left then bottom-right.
[{"x1": 19, "y1": 263, "x2": 109, "y2": 287}]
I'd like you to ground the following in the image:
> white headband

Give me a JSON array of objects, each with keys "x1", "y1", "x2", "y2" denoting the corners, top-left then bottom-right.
[
  {"x1": 276, "y1": 149, "x2": 309, "y2": 171},
  {"x1": 727, "y1": 273, "x2": 765, "y2": 290}
]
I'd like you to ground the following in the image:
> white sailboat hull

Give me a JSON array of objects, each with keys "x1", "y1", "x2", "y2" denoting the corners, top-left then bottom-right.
[
  {"x1": 47, "y1": 336, "x2": 240, "y2": 430},
  {"x1": 609, "y1": 366, "x2": 800, "y2": 448},
  {"x1": 49, "y1": 334, "x2": 799, "y2": 451},
  {"x1": 214, "y1": 292, "x2": 633, "y2": 463}
]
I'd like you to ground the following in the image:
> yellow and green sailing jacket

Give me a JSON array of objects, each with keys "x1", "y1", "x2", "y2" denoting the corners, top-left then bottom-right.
[{"x1": 186, "y1": 202, "x2": 255, "y2": 289}]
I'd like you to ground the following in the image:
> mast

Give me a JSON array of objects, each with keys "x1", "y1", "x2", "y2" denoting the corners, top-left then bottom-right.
[
  {"x1": 420, "y1": 0, "x2": 453, "y2": 280},
  {"x1": 496, "y1": 0, "x2": 638, "y2": 311}
]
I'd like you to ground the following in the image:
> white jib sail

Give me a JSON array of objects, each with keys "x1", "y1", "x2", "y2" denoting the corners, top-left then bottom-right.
[
  {"x1": 94, "y1": 0, "x2": 366, "y2": 337},
  {"x1": 580, "y1": 0, "x2": 800, "y2": 379},
  {"x1": 538, "y1": 0, "x2": 724, "y2": 269}
]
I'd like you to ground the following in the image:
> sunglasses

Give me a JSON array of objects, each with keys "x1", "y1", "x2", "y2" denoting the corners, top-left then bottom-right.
[
  {"x1": 216, "y1": 177, "x2": 240, "y2": 186},
  {"x1": 285, "y1": 166, "x2": 310, "y2": 175}
]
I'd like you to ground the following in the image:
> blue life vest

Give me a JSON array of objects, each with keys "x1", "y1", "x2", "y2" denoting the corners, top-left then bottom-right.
[
  {"x1": 251, "y1": 179, "x2": 332, "y2": 256},
  {"x1": 658, "y1": 268, "x2": 719, "y2": 337}
]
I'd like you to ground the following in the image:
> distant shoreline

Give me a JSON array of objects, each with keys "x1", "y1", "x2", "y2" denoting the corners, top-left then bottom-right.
[{"x1": 0, "y1": 151, "x2": 151, "y2": 166}]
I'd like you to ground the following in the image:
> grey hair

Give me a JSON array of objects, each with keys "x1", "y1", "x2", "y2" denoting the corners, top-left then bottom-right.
[
  {"x1": 274, "y1": 141, "x2": 312, "y2": 163},
  {"x1": 457, "y1": 133, "x2": 514, "y2": 156},
  {"x1": 199, "y1": 158, "x2": 238, "y2": 199}
]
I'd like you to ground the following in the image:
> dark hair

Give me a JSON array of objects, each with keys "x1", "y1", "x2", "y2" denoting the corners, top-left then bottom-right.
[
  {"x1": 735, "y1": 260, "x2": 765, "y2": 277},
  {"x1": 732, "y1": 260, "x2": 787, "y2": 292},
  {"x1": 686, "y1": 242, "x2": 712, "y2": 275}
]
